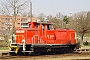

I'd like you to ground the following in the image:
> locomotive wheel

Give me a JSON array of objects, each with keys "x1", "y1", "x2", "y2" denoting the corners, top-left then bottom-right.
[
  {"x1": 17, "y1": 52, "x2": 24, "y2": 56},
  {"x1": 23, "y1": 52, "x2": 29, "y2": 56},
  {"x1": 65, "y1": 48, "x2": 73, "y2": 53},
  {"x1": 29, "y1": 52, "x2": 40, "y2": 56},
  {"x1": 9, "y1": 52, "x2": 17, "y2": 56},
  {"x1": 50, "y1": 52, "x2": 56, "y2": 55}
]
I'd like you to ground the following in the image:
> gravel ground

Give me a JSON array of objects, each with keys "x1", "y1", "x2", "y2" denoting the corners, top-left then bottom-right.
[
  {"x1": 80, "y1": 46, "x2": 90, "y2": 49},
  {"x1": 0, "y1": 52, "x2": 90, "y2": 60}
]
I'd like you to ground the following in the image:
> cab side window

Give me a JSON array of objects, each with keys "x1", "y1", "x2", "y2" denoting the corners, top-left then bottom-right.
[
  {"x1": 42, "y1": 25, "x2": 45, "y2": 30},
  {"x1": 47, "y1": 24, "x2": 53, "y2": 30}
]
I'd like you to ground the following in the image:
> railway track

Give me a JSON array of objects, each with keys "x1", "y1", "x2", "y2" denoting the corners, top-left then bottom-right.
[
  {"x1": 0, "y1": 49, "x2": 90, "y2": 60},
  {"x1": 0, "y1": 52, "x2": 90, "y2": 60},
  {"x1": 1, "y1": 48, "x2": 90, "y2": 56},
  {"x1": 75, "y1": 49, "x2": 90, "y2": 52}
]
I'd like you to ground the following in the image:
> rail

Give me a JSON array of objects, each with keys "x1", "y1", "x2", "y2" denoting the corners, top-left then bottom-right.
[
  {"x1": 1, "y1": 48, "x2": 90, "y2": 57},
  {"x1": 75, "y1": 48, "x2": 90, "y2": 52}
]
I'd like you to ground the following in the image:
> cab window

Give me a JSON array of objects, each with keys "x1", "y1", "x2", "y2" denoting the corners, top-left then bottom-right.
[
  {"x1": 42, "y1": 24, "x2": 45, "y2": 30},
  {"x1": 47, "y1": 24, "x2": 53, "y2": 30}
]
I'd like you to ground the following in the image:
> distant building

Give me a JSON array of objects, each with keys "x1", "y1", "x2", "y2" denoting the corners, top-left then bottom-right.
[{"x1": 0, "y1": 15, "x2": 40, "y2": 35}]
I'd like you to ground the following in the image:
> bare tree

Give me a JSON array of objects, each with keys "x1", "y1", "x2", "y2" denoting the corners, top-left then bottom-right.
[
  {"x1": 71, "y1": 11, "x2": 90, "y2": 44},
  {"x1": 28, "y1": 12, "x2": 35, "y2": 17},
  {"x1": 22, "y1": 12, "x2": 28, "y2": 17},
  {"x1": 49, "y1": 17, "x2": 63, "y2": 29},
  {"x1": 38, "y1": 13, "x2": 46, "y2": 22},
  {"x1": 0, "y1": 0, "x2": 28, "y2": 41},
  {"x1": 46, "y1": 14, "x2": 53, "y2": 21},
  {"x1": 0, "y1": 0, "x2": 27, "y2": 16},
  {"x1": 56, "y1": 12, "x2": 64, "y2": 20}
]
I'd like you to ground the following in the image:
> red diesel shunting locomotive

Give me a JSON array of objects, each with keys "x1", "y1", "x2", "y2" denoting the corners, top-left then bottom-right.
[{"x1": 9, "y1": 22, "x2": 79, "y2": 55}]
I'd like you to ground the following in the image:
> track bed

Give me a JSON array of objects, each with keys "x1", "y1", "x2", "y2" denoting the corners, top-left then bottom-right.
[{"x1": 0, "y1": 52, "x2": 90, "y2": 60}]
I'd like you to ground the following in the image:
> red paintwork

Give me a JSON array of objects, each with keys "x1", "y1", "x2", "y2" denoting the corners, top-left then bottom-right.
[{"x1": 16, "y1": 22, "x2": 76, "y2": 45}]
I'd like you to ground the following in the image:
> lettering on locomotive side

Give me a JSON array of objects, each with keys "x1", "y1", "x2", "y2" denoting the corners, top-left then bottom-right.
[
  {"x1": 16, "y1": 30, "x2": 25, "y2": 33},
  {"x1": 56, "y1": 32, "x2": 67, "y2": 37},
  {"x1": 47, "y1": 35, "x2": 55, "y2": 39}
]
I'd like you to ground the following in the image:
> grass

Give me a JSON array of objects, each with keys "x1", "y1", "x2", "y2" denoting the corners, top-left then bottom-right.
[
  {"x1": 0, "y1": 40, "x2": 8, "y2": 46},
  {"x1": 83, "y1": 44, "x2": 90, "y2": 46},
  {"x1": 0, "y1": 47, "x2": 9, "y2": 50}
]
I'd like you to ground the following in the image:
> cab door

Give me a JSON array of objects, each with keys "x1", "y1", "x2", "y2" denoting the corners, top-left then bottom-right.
[
  {"x1": 45, "y1": 24, "x2": 55, "y2": 44},
  {"x1": 39, "y1": 24, "x2": 46, "y2": 44}
]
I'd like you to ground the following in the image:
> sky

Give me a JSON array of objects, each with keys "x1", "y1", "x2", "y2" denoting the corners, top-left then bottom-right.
[
  {"x1": 31, "y1": 0, "x2": 90, "y2": 16},
  {"x1": 0, "y1": 0, "x2": 90, "y2": 16}
]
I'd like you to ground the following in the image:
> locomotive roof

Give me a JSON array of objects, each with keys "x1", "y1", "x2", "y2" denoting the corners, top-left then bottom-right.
[
  {"x1": 17, "y1": 28, "x2": 39, "y2": 30},
  {"x1": 30, "y1": 22, "x2": 54, "y2": 25}
]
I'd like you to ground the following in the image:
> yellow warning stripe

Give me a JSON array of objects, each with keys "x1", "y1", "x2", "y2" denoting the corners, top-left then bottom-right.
[{"x1": 8, "y1": 46, "x2": 18, "y2": 54}]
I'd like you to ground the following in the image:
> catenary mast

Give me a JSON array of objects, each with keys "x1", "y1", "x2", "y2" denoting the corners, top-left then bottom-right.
[{"x1": 30, "y1": 0, "x2": 32, "y2": 22}]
